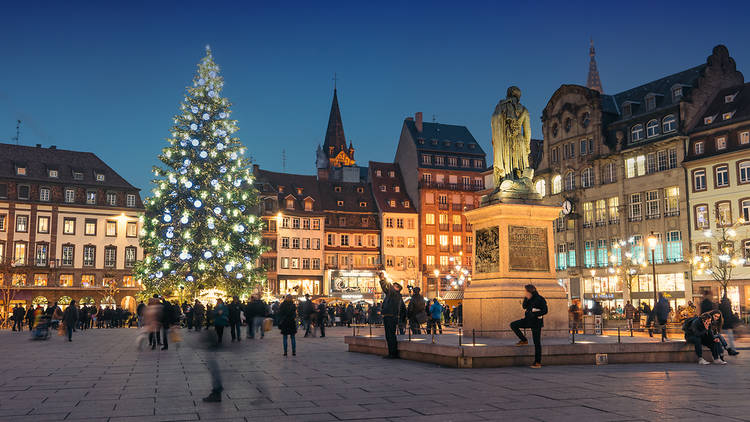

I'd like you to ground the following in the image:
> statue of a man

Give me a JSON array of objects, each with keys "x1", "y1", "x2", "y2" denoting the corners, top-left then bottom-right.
[{"x1": 491, "y1": 86, "x2": 531, "y2": 187}]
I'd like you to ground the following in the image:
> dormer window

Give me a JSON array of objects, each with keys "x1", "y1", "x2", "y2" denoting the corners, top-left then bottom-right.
[
  {"x1": 725, "y1": 92, "x2": 738, "y2": 103},
  {"x1": 431, "y1": 139, "x2": 438, "y2": 146},
  {"x1": 704, "y1": 115, "x2": 715, "y2": 125},
  {"x1": 388, "y1": 171, "x2": 395, "y2": 178},
  {"x1": 468, "y1": 144, "x2": 475, "y2": 149},
  {"x1": 304, "y1": 198, "x2": 313, "y2": 211},
  {"x1": 394, "y1": 186, "x2": 400, "y2": 193},
  {"x1": 286, "y1": 198, "x2": 294, "y2": 210},
  {"x1": 379, "y1": 185, "x2": 386, "y2": 192},
  {"x1": 645, "y1": 95, "x2": 656, "y2": 111},
  {"x1": 15, "y1": 166, "x2": 27, "y2": 176},
  {"x1": 376, "y1": 170, "x2": 382, "y2": 177},
  {"x1": 337, "y1": 200, "x2": 344, "y2": 207},
  {"x1": 622, "y1": 103, "x2": 632, "y2": 117},
  {"x1": 722, "y1": 111, "x2": 735, "y2": 121},
  {"x1": 95, "y1": 173, "x2": 105, "y2": 182},
  {"x1": 716, "y1": 137, "x2": 727, "y2": 150},
  {"x1": 672, "y1": 86, "x2": 683, "y2": 101},
  {"x1": 443, "y1": 140, "x2": 451, "y2": 147},
  {"x1": 48, "y1": 169, "x2": 58, "y2": 178},
  {"x1": 695, "y1": 141, "x2": 705, "y2": 155},
  {"x1": 456, "y1": 142, "x2": 464, "y2": 148},
  {"x1": 73, "y1": 171, "x2": 84, "y2": 181},
  {"x1": 356, "y1": 187, "x2": 364, "y2": 194},
  {"x1": 334, "y1": 186, "x2": 342, "y2": 193},
  {"x1": 278, "y1": 186, "x2": 284, "y2": 193},
  {"x1": 359, "y1": 201, "x2": 367, "y2": 208},
  {"x1": 389, "y1": 200, "x2": 396, "y2": 207},
  {"x1": 404, "y1": 200, "x2": 410, "y2": 208},
  {"x1": 296, "y1": 187, "x2": 303, "y2": 195},
  {"x1": 418, "y1": 139, "x2": 425, "y2": 145}
]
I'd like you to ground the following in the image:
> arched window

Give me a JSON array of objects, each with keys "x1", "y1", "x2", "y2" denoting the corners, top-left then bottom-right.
[
  {"x1": 631, "y1": 124, "x2": 644, "y2": 142},
  {"x1": 646, "y1": 119, "x2": 659, "y2": 138},
  {"x1": 581, "y1": 168, "x2": 594, "y2": 188},
  {"x1": 564, "y1": 172, "x2": 576, "y2": 191},
  {"x1": 581, "y1": 112, "x2": 591, "y2": 128},
  {"x1": 551, "y1": 175, "x2": 562, "y2": 194},
  {"x1": 535, "y1": 179, "x2": 546, "y2": 197},
  {"x1": 662, "y1": 114, "x2": 676, "y2": 133}
]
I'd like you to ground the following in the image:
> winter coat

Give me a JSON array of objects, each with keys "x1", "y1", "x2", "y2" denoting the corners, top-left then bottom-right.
[
  {"x1": 62, "y1": 306, "x2": 79, "y2": 326},
  {"x1": 430, "y1": 302, "x2": 443, "y2": 320},
  {"x1": 684, "y1": 316, "x2": 710, "y2": 338},
  {"x1": 719, "y1": 298, "x2": 738, "y2": 330},
  {"x1": 278, "y1": 301, "x2": 297, "y2": 335},
  {"x1": 522, "y1": 292, "x2": 548, "y2": 326},
  {"x1": 624, "y1": 304, "x2": 637, "y2": 319},
  {"x1": 213, "y1": 303, "x2": 229, "y2": 327},
  {"x1": 699, "y1": 298, "x2": 714, "y2": 314},
  {"x1": 301, "y1": 300, "x2": 314, "y2": 320},
  {"x1": 654, "y1": 297, "x2": 671, "y2": 324},
  {"x1": 245, "y1": 300, "x2": 267, "y2": 319},
  {"x1": 228, "y1": 302, "x2": 242, "y2": 323},
  {"x1": 379, "y1": 278, "x2": 402, "y2": 318},
  {"x1": 407, "y1": 294, "x2": 425, "y2": 318}
]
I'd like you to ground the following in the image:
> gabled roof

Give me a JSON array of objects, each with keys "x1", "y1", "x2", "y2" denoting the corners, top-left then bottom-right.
[
  {"x1": 254, "y1": 167, "x2": 323, "y2": 213},
  {"x1": 404, "y1": 120, "x2": 485, "y2": 156},
  {"x1": 317, "y1": 180, "x2": 378, "y2": 214},
  {"x1": 0, "y1": 143, "x2": 138, "y2": 189},
  {"x1": 690, "y1": 82, "x2": 750, "y2": 132},
  {"x1": 368, "y1": 161, "x2": 417, "y2": 214},
  {"x1": 323, "y1": 89, "x2": 347, "y2": 157}
]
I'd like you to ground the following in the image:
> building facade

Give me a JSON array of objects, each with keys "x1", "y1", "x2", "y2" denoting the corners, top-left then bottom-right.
[
  {"x1": 536, "y1": 45, "x2": 744, "y2": 310},
  {"x1": 254, "y1": 167, "x2": 325, "y2": 297},
  {"x1": 368, "y1": 161, "x2": 419, "y2": 289},
  {"x1": 0, "y1": 143, "x2": 143, "y2": 314},
  {"x1": 395, "y1": 112, "x2": 486, "y2": 297},
  {"x1": 685, "y1": 82, "x2": 750, "y2": 313}
]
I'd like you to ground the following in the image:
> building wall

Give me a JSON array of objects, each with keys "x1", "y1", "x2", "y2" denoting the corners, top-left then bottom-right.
[
  {"x1": 380, "y1": 211, "x2": 419, "y2": 287},
  {"x1": 276, "y1": 214, "x2": 325, "y2": 296}
]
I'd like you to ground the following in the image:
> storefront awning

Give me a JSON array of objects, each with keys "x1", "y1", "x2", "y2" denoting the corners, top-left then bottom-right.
[{"x1": 442, "y1": 290, "x2": 464, "y2": 300}]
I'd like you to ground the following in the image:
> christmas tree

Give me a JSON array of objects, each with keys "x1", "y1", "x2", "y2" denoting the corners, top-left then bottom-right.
[{"x1": 136, "y1": 46, "x2": 265, "y2": 297}]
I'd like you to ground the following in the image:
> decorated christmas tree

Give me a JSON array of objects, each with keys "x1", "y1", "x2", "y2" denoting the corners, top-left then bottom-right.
[{"x1": 136, "y1": 46, "x2": 265, "y2": 297}]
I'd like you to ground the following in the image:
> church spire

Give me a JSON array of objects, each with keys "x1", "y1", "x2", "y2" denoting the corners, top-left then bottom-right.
[
  {"x1": 586, "y1": 39, "x2": 603, "y2": 94},
  {"x1": 321, "y1": 87, "x2": 355, "y2": 168}
]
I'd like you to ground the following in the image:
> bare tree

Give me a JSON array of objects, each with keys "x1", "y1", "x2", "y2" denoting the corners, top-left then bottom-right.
[
  {"x1": 0, "y1": 277, "x2": 22, "y2": 329},
  {"x1": 691, "y1": 214, "x2": 747, "y2": 299}
]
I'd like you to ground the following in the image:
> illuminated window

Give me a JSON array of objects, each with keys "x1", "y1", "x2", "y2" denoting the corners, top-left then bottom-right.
[
  {"x1": 81, "y1": 275, "x2": 95, "y2": 288},
  {"x1": 59, "y1": 274, "x2": 73, "y2": 287}
]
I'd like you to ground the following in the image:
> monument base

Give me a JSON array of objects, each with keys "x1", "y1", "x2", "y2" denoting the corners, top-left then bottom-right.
[{"x1": 464, "y1": 201, "x2": 567, "y2": 339}]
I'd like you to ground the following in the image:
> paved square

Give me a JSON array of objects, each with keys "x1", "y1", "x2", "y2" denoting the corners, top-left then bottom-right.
[{"x1": 1, "y1": 327, "x2": 749, "y2": 421}]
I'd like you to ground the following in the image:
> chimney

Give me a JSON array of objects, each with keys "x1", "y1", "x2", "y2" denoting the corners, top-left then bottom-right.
[
  {"x1": 415, "y1": 112, "x2": 423, "y2": 132},
  {"x1": 36, "y1": 144, "x2": 41, "y2": 148},
  {"x1": 49, "y1": 145, "x2": 57, "y2": 150}
]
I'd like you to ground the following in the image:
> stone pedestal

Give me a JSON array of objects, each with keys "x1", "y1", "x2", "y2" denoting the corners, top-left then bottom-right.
[{"x1": 464, "y1": 201, "x2": 568, "y2": 338}]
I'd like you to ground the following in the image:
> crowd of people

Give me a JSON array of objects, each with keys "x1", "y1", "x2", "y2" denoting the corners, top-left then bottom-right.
[{"x1": 8, "y1": 302, "x2": 134, "y2": 340}]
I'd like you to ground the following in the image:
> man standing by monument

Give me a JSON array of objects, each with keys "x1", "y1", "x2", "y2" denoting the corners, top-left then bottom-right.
[
  {"x1": 510, "y1": 284, "x2": 548, "y2": 368},
  {"x1": 378, "y1": 272, "x2": 403, "y2": 359}
]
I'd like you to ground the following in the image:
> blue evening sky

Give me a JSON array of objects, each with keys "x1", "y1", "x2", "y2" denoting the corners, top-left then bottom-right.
[{"x1": 1, "y1": 1, "x2": 748, "y2": 191}]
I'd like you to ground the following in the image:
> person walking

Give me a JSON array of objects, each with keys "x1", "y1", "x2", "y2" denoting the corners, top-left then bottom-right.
[
  {"x1": 624, "y1": 301, "x2": 637, "y2": 331},
  {"x1": 62, "y1": 300, "x2": 79, "y2": 342},
  {"x1": 302, "y1": 294, "x2": 314, "y2": 337},
  {"x1": 719, "y1": 296, "x2": 740, "y2": 355},
  {"x1": 316, "y1": 300, "x2": 327, "y2": 338},
  {"x1": 212, "y1": 299, "x2": 229, "y2": 344},
  {"x1": 407, "y1": 287, "x2": 425, "y2": 334},
  {"x1": 652, "y1": 293, "x2": 671, "y2": 341},
  {"x1": 510, "y1": 284, "x2": 548, "y2": 368},
  {"x1": 160, "y1": 298, "x2": 175, "y2": 350},
  {"x1": 25, "y1": 305, "x2": 35, "y2": 331},
  {"x1": 278, "y1": 295, "x2": 297, "y2": 356},
  {"x1": 428, "y1": 299, "x2": 443, "y2": 334},
  {"x1": 245, "y1": 295, "x2": 267, "y2": 339},
  {"x1": 378, "y1": 272, "x2": 403, "y2": 359},
  {"x1": 146, "y1": 295, "x2": 163, "y2": 349},
  {"x1": 193, "y1": 300, "x2": 205, "y2": 331},
  {"x1": 398, "y1": 299, "x2": 407, "y2": 335},
  {"x1": 700, "y1": 291, "x2": 715, "y2": 314},
  {"x1": 12, "y1": 304, "x2": 24, "y2": 331},
  {"x1": 136, "y1": 301, "x2": 146, "y2": 329},
  {"x1": 228, "y1": 296, "x2": 243, "y2": 342}
]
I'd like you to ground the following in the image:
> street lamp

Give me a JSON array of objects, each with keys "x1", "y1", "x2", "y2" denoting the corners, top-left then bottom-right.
[
  {"x1": 433, "y1": 269, "x2": 440, "y2": 298},
  {"x1": 646, "y1": 232, "x2": 659, "y2": 305}
]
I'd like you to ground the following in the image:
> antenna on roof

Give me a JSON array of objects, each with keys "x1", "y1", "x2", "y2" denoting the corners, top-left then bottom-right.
[
  {"x1": 282, "y1": 148, "x2": 287, "y2": 170},
  {"x1": 11, "y1": 120, "x2": 21, "y2": 145}
]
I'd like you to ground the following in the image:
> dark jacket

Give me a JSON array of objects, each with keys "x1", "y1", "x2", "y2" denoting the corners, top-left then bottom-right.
[
  {"x1": 245, "y1": 299, "x2": 267, "y2": 319},
  {"x1": 213, "y1": 303, "x2": 229, "y2": 327},
  {"x1": 399, "y1": 301, "x2": 407, "y2": 323},
  {"x1": 684, "y1": 317, "x2": 710, "y2": 338},
  {"x1": 228, "y1": 302, "x2": 242, "y2": 323},
  {"x1": 654, "y1": 297, "x2": 671, "y2": 323},
  {"x1": 278, "y1": 301, "x2": 297, "y2": 335},
  {"x1": 699, "y1": 298, "x2": 714, "y2": 314},
  {"x1": 379, "y1": 278, "x2": 402, "y2": 318},
  {"x1": 301, "y1": 300, "x2": 314, "y2": 320},
  {"x1": 522, "y1": 292, "x2": 548, "y2": 326},
  {"x1": 62, "y1": 306, "x2": 79, "y2": 326},
  {"x1": 407, "y1": 294, "x2": 425, "y2": 318}
]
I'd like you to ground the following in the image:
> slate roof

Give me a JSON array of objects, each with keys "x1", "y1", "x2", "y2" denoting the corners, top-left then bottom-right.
[
  {"x1": 0, "y1": 143, "x2": 138, "y2": 189},
  {"x1": 254, "y1": 167, "x2": 323, "y2": 213},
  {"x1": 317, "y1": 180, "x2": 378, "y2": 214},
  {"x1": 690, "y1": 82, "x2": 750, "y2": 132},
  {"x1": 323, "y1": 89, "x2": 348, "y2": 158},
  {"x1": 368, "y1": 161, "x2": 417, "y2": 214},
  {"x1": 404, "y1": 120, "x2": 485, "y2": 156}
]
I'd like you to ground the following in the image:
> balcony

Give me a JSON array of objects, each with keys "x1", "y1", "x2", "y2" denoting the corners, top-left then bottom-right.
[
  {"x1": 439, "y1": 245, "x2": 449, "y2": 252},
  {"x1": 595, "y1": 221, "x2": 606, "y2": 227},
  {"x1": 609, "y1": 218, "x2": 620, "y2": 225},
  {"x1": 452, "y1": 245, "x2": 463, "y2": 253},
  {"x1": 453, "y1": 224, "x2": 463, "y2": 232},
  {"x1": 628, "y1": 216, "x2": 642, "y2": 222},
  {"x1": 664, "y1": 210, "x2": 680, "y2": 217},
  {"x1": 464, "y1": 245, "x2": 473, "y2": 253},
  {"x1": 438, "y1": 224, "x2": 450, "y2": 231},
  {"x1": 438, "y1": 203, "x2": 449, "y2": 210},
  {"x1": 452, "y1": 204, "x2": 463, "y2": 211},
  {"x1": 419, "y1": 181, "x2": 484, "y2": 192},
  {"x1": 0, "y1": 258, "x2": 60, "y2": 269},
  {"x1": 582, "y1": 222, "x2": 593, "y2": 229},
  {"x1": 646, "y1": 213, "x2": 661, "y2": 220}
]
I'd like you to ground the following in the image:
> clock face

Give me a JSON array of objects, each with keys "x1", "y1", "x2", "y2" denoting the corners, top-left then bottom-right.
[{"x1": 562, "y1": 200, "x2": 572, "y2": 215}]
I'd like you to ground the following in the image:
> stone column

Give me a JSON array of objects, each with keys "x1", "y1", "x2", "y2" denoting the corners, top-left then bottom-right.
[{"x1": 464, "y1": 201, "x2": 568, "y2": 338}]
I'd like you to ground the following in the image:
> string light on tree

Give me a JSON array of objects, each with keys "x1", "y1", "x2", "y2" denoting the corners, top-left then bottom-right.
[{"x1": 135, "y1": 46, "x2": 266, "y2": 297}]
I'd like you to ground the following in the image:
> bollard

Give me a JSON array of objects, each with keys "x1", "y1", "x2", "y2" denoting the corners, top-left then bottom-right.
[
  {"x1": 408, "y1": 328, "x2": 411, "y2": 342},
  {"x1": 617, "y1": 327, "x2": 621, "y2": 343},
  {"x1": 630, "y1": 325, "x2": 634, "y2": 337},
  {"x1": 369, "y1": 324, "x2": 372, "y2": 337},
  {"x1": 431, "y1": 331, "x2": 435, "y2": 344},
  {"x1": 352, "y1": 325, "x2": 355, "y2": 337},
  {"x1": 458, "y1": 328, "x2": 462, "y2": 346},
  {"x1": 472, "y1": 329, "x2": 476, "y2": 346},
  {"x1": 571, "y1": 328, "x2": 575, "y2": 344}
]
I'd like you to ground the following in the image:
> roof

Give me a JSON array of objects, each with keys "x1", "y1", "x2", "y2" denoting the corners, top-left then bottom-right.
[
  {"x1": 404, "y1": 119, "x2": 485, "y2": 156},
  {"x1": 253, "y1": 167, "x2": 323, "y2": 213},
  {"x1": 0, "y1": 143, "x2": 138, "y2": 189},
  {"x1": 608, "y1": 64, "x2": 706, "y2": 119},
  {"x1": 317, "y1": 180, "x2": 378, "y2": 214},
  {"x1": 368, "y1": 161, "x2": 417, "y2": 214},
  {"x1": 323, "y1": 89, "x2": 348, "y2": 157},
  {"x1": 690, "y1": 82, "x2": 750, "y2": 132}
]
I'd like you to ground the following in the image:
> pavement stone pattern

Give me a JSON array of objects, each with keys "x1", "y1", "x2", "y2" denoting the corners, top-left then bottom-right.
[{"x1": 0, "y1": 327, "x2": 749, "y2": 421}]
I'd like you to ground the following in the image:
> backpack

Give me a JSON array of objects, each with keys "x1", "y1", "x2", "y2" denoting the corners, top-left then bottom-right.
[{"x1": 681, "y1": 316, "x2": 698, "y2": 333}]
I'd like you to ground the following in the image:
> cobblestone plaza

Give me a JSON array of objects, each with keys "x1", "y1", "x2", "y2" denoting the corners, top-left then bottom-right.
[{"x1": 1, "y1": 327, "x2": 749, "y2": 421}]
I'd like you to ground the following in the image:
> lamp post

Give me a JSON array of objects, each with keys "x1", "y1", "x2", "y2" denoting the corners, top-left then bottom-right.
[
  {"x1": 433, "y1": 269, "x2": 440, "y2": 299},
  {"x1": 646, "y1": 232, "x2": 658, "y2": 305}
]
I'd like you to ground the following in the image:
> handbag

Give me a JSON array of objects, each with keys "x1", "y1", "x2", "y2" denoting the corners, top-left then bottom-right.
[{"x1": 262, "y1": 318, "x2": 273, "y2": 332}]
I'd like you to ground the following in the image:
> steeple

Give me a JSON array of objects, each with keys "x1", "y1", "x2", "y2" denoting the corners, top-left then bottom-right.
[
  {"x1": 323, "y1": 88, "x2": 347, "y2": 158},
  {"x1": 586, "y1": 39, "x2": 603, "y2": 94}
]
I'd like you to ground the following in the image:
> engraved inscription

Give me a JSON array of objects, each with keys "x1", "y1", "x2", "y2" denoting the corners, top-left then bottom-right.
[
  {"x1": 475, "y1": 227, "x2": 499, "y2": 273},
  {"x1": 508, "y1": 225, "x2": 549, "y2": 272}
]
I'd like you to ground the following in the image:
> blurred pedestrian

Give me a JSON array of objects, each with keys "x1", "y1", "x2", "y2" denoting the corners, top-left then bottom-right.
[
  {"x1": 278, "y1": 295, "x2": 297, "y2": 356},
  {"x1": 212, "y1": 299, "x2": 229, "y2": 344},
  {"x1": 62, "y1": 300, "x2": 79, "y2": 342}
]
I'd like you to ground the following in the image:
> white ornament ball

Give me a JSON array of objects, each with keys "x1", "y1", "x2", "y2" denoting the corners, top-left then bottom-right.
[
  {"x1": 191, "y1": 106, "x2": 199, "y2": 113},
  {"x1": 199, "y1": 151, "x2": 208, "y2": 159},
  {"x1": 208, "y1": 90, "x2": 216, "y2": 97},
  {"x1": 163, "y1": 214, "x2": 172, "y2": 222},
  {"x1": 203, "y1": 251, "x2": 213, "y2": 259},
  {"x1": 184, "y1": 181, "x2": 193, "y2": 188},
  {"x1": 180, "y1": 216, "x2": 189, "y2": 224},
  {"x1": 191, "y1": 139, "x2": 199, "y2": 146},
  {"x1": 202, "y1": 113, "x2": 210, "y2": 120},
  {"x1": 194, "y1": 199, "x2": 202, "y2": 208},
  {"x1": 190, "y1": 123, "x2": 198, "y2": 131}
]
